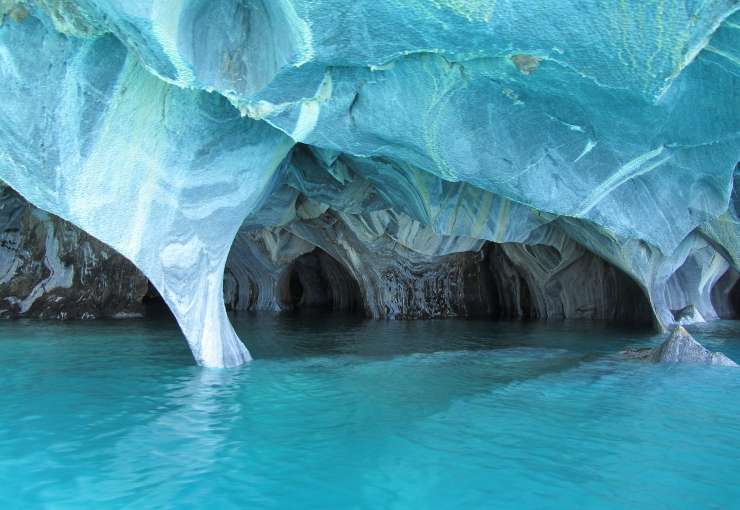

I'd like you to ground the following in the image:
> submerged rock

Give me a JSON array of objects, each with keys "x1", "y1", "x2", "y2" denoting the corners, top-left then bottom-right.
[
  {"x1": 651, "y1": 326, "x2": 737, "y2": 366},
  {"x1": 620, "y1": 347, "x2": 654, "y2": 361},
  {"x1": 623, "y1": 326, "x2": 738, "y2": 366}
]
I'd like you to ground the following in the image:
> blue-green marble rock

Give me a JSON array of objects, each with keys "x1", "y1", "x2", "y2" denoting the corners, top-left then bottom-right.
[{"x1": 0, "y1": 1, "x2": 738, "y2": 366}]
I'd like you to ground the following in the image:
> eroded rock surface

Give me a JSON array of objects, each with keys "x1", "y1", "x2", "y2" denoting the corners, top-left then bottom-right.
[
  {"x1": 651, "y1": 326, "x2": 738, "y2": 366},
  {"x1": 0, "y1": 185, "x2": 148, "y2": 319},
  {"x1": 622, "y1": 326, "x2": 738, "y2": 366},
  {"x1": 0, "y1": 2, "x2": 738, "y2": 366}
]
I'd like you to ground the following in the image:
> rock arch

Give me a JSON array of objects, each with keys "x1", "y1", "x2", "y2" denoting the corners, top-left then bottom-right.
[{"x1": 277, "y1": 248, "x2": 363, "y2": 313}]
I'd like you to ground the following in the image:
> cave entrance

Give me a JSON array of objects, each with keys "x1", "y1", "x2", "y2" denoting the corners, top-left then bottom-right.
[
  {"x1": 142, "y1": 280, "x2": 172, "y2": 318},
  {"x1": 732, "y1": 280, "x2": 740, "y2": 318},
  {"x1": 462, "y1": 242, "x2": 654, "y2": 326},
  {"x1": 279, "y1": 248, "x2": 362, "y2": 313},
  {"x1": 373, "y1": 242, "x2": 653, "y2": 327},
  {"x1": 711, "y1": 268, "x2": 740, "y2": 320}
]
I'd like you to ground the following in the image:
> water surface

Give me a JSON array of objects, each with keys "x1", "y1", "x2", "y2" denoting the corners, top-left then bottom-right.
[{"x1": 0, "y1": 315, "x2": 738, "y2": 509}]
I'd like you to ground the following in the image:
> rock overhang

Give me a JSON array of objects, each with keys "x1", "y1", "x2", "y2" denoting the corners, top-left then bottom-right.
[{"x1": 0, "y1": 1, "x2": 738, "y2": 366}]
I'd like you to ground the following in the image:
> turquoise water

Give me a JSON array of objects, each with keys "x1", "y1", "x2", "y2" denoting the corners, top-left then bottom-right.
[{"x1": 0, "y1": 315, "x2": 739, "y2": 509}]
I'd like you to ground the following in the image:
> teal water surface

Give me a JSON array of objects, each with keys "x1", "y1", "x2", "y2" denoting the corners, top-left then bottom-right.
[{"x1": 0, "y1": 315, "x2": 739, "y2": 509}]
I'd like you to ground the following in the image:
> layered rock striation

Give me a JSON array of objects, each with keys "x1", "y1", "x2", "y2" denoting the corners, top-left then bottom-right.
[
  {"x1": 0, "y1": 184, "x2": 148, "y2": 319},
  {"x1": 0, "y1": 1, "x2": 738, "y2": 366}
]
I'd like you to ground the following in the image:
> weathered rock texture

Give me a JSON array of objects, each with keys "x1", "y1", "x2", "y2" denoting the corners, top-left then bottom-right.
[
  {"x1": 0, "y1": 1, "x2": 738, "y2": 366},
  {"x1": 651, "y1": 326, "x2": 737, "y2": 367},
  {"x1": 651, "y1": 326, "x2": 738, "y2": 366},
  {"x1": 0, "y1": 184, "x2": 148, "y2": 319},
  {"x1": 621, "y1": 326, "x2": 738, "y2": 366}
]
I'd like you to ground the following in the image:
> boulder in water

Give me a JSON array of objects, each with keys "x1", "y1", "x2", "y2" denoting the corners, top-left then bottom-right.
[
  {"x1": 619, "y1": 347, "x2": 654, "y2": 361},
  {"x1": 650, "y1": 326, "x2": 737, "y2": 366}
]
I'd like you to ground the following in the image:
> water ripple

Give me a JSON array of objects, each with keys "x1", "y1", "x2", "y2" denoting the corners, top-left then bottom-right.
[{"x1": 0, "y1": 317, "x2": 738, "y2": 509}]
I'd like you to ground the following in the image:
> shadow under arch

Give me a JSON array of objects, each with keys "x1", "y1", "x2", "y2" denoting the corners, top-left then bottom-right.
[
  {"x1": 277, "y1": 248, "x2": 363, "y2": 313},
  {"x1": 712, "y1": 268, "x2": 740, "y2": 319},
  {"x1": 477, "y1": 241, "x2": 655, "y2": 327}
]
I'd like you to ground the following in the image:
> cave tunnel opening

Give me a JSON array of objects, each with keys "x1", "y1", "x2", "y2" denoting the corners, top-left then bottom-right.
[
  {"x1": 457, "y1": 242, "x2": 654, "y2": 327},
  {"x1": 142, "y1": 280, "x2": 172, "y2": 319},
  {"x1": 279, "y1": 248, "x2": 363, "y2": 314},
  {"x1": 711, "y1": 268, "x2": 740, "y2": 320}
]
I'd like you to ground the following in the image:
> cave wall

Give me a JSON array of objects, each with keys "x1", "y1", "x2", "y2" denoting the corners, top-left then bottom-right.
[
  {"x1": 223, "y1": 214, "x2": 654, "y2": 325},
  {"x1": 0, "y1": 178, "x2": 731, "y2": 349},
  {"x1": 0, "y1": 184, "x2": 148, "y2": 319},
  {"x1": 0, "y1": 2, "x2": 737, "y2": 366},
  {"x1": 712, "y1": 269, "x2": 740, "y2": 320},
  {"x1": 275, "y1": 248, "x2": 362, "y2": 312}
]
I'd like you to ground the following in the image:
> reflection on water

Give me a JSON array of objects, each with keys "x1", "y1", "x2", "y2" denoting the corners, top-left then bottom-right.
[{"x1": 0, "y1": 314, "x2": 738, "y2": 509}]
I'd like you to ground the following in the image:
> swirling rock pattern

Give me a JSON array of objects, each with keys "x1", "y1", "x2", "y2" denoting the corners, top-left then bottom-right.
[
  {"x1": 0, "y1": 1, "x2": 738, "y2": 366},
  {"x1": 0, "y1": 184, "x2": 147, "y2": 319}
]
